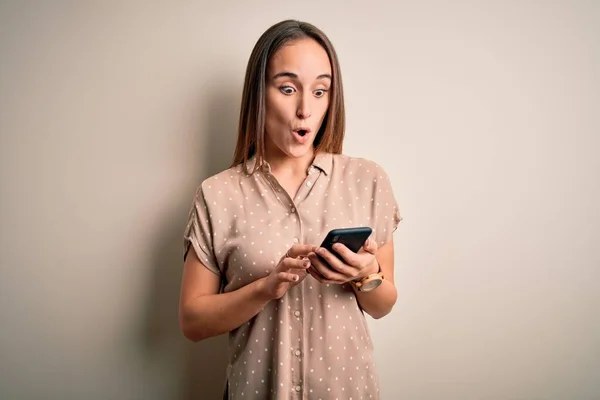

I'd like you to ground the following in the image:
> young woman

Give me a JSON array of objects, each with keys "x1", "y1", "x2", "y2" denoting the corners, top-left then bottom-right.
[{"x1": 180, "y1": 19, "x2": 402, "y2": 399}]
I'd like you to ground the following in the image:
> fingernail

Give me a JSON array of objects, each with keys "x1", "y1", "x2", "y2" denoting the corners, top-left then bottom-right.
[
  {"x1": 293, "y1": 275, "x2": 299, "y2": 281},
  {"x1": 303, "y1": 261, "x2": 310, "y2": 267}
]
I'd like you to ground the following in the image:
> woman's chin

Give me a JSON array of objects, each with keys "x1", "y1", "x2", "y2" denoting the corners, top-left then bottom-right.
[{"x1": 286, "y1": 143, "x2": 314, "y2": 158}]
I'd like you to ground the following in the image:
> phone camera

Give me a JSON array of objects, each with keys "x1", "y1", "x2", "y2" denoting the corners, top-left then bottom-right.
[{"x1": 332, "y1": 235, "x2": 340, "y2": 242}]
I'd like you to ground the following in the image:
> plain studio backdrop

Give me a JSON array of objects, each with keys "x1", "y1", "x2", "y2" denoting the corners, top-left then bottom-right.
[{"x1": 1, "y1": 1, "x2": 599, "y2": 399}]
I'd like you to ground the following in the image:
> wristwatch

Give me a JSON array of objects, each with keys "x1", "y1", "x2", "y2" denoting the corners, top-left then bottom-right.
[{"x1": 351, "y1": 266, "x2": 384, "y2": 292}]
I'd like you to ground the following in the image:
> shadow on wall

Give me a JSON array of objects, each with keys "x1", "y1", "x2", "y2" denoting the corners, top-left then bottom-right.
[
  {"x1": 142, "y1": 79, "x2": 240, "y2": 400},
  {"x1": 182, "y1": 84, "x2": 240, "y2": 399}
]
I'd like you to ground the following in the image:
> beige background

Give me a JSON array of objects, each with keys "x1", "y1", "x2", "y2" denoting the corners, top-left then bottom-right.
[{"x1": 1, "y1": 1, "x2": 599, "y2": 399}]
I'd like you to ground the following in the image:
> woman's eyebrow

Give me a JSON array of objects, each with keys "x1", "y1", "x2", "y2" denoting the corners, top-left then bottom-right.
[
  {"x1": 272, "y1": 71, "x2": 298, "y2": 80},
  {"x1": 272, "y1": 71, "x2": 332, "y2": 80}
]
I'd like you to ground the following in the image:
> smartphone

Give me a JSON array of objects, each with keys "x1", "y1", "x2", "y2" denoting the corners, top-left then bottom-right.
[{"x1": 318, "y1": 227, "x2": 373, "y2": 262}]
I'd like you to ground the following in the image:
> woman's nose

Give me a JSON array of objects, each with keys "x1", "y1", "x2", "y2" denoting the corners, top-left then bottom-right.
[{"x1": 296, "y1": 95, "x2": 312, "y2": 119}]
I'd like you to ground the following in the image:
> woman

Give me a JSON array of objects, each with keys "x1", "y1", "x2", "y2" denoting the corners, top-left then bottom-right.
[{"x1": 180, "y1": 19, "x2": 402, "y2": 399}]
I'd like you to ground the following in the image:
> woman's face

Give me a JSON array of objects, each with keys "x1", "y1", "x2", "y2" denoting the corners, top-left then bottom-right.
[{"x1": 264, "y1": 38, "x2": 332, "y2": 160}]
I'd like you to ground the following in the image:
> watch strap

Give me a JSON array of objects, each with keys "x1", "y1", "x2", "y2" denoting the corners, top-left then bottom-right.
[{"x1": 351, "y1": 264, "x2": 384, "y2": 291}]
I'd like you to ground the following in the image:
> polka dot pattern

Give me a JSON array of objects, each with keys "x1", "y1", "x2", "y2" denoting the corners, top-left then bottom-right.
[{"x1": 183, "y1": 152, "x2": 401, "y2": 399}]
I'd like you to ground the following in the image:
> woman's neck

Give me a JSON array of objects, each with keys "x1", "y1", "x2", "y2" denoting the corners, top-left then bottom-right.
[{"x1": 265, "y1": 148, "x2": 315, "y2": 178}]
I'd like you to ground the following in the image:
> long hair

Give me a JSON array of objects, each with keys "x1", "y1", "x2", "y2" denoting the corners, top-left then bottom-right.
[{"x1": 231, "y1": 19, "x2": 346, "y2": 171}]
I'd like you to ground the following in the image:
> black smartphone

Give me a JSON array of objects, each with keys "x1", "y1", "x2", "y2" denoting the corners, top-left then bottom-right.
[{"x1": 318, "y1": 227, "x2": 373, "y2": 262}]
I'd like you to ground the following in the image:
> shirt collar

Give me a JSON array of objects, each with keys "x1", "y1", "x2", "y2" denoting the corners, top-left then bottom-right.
[
  {"x1": 311, "y1": 152, "x2": 332, "y2": 176},
  {"x1": 245, "y1": 151, "x2": 333, "y2": 176}
]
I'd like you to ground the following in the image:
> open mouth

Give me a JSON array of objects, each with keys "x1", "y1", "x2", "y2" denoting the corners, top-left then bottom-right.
[{"x1": 294, "y1": 128, "x2": 311, "y2": 137}]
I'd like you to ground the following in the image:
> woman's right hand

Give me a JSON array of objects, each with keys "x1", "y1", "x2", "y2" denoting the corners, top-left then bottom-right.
[{"x1": 259, "y1": 244, "x2": 316, "y2": 300}]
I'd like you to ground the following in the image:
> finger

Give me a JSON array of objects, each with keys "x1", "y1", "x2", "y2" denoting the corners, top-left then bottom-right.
[
  {"x1": 314, "y1": 247, "x2": 359, "y2": 277},
  {"x1": 329, "y1": 243, "x2": 362, "y2": 268},
  {"x1": 286, "y1": 244, "x2": 318, "y2": 259},
  {"x1": 277, "y1": 271, "x2": 300, "y2": 283},
  {"x1": 308, "y1": 252, "x2": 348, "y2": 282},
  {"x1": 307, "y1": 267, "x2": 322, "y2": 281},
  {"x1": 307, "y1": 266, "x2": 333, "y2": 283},
  {"x1": 362, "y1": 237, "x2": 378, "y2": 254},
  {"x1": 291, "y1": 269, "x2": 309, "y2": 283},
  {"x1": 307, "y1": 266, "x2": 341, "y2": 284},
  {"x1": 289, "y1": 267, "x2": 308, "y2": 277},
  {"x1": 307, "y1": 264, "x2": 326, "y2": 280},
  {"x1": 277, "y1": 256, "x2": 311, "y2": 272}
]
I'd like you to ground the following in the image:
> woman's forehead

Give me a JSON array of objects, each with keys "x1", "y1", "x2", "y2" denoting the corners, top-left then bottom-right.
[{"x1": 268, "y1": 38, "x2": 332, "y2": 79}]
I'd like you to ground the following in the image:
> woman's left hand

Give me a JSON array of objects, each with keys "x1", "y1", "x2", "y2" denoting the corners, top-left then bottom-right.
[{"x1": 307, "y1": 238, "x2": 380, "y2": 284}]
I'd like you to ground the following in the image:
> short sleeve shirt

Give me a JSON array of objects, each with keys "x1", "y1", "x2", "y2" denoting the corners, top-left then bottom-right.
[{"x1": 183, "y1": 152, "x2": 402, "y2": 399}]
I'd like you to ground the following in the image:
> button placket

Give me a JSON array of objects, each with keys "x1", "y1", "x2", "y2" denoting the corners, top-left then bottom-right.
[
  {"x1": 259, "y1": 171, "x2": 289, "y2": 209},
  {"x1": 258, "y1": 164, "x2": 307, "y2": 395},
  {"x1": 290, "y1": 202, "x2": 305, "y2": 396},
  {"x1": 294, "y1": 168, "x2": 321, "y2": 206}
]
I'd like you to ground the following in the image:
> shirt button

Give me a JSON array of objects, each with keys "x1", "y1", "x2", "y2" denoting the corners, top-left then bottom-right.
[
  {"x1": 306, "y1": 181, "x2": 312, "y2": 187},
  {"x1": 294, "y1": 310, "x2": 301, "y2": 317},
  {"x1": 295, "y1": 349, "x2": 301, "y2": 357},
  {"x1": 291, "y1": 207, "x2": 296, "y2": 213},
  {"x1": 293, "y1": 237, "x2": 299, "y2": 243},
  {"x1": 294, "y1": 385, "x2": 302, "y2": 392}
]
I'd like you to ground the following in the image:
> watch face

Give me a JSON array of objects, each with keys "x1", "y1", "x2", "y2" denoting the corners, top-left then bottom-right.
[{"x1": 362, "y1": 278, "x2": 383, "y2": 291}]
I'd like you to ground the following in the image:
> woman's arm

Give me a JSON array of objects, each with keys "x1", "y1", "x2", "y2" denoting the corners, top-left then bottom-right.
[
  {"x1": 178, "y1": 244, "x2": 314, "y2": 341},
  {"x1": 351, "y1": 240, "x2": 398, "y2": 319}
]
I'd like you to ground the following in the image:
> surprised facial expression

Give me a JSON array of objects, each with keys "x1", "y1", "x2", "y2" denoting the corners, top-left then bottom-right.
[{"x1": 264, "y1": 38, "x2": 332, "y2": 159}]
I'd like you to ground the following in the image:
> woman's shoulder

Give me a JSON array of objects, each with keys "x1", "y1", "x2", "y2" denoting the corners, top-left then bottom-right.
[
  {"x1": 331, "y1": 153, "x2": 392, "y2": 180},
  {"x1": 194, "y1": 163, "x2": 249, "y2": 199}
]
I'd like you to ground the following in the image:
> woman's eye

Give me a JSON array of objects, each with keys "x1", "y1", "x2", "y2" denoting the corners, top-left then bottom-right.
[
  {"x1": 280, "y1": 86, "x2": 295, "y2": 95},
  {"x1": 314, "y1": 89, "x2": 328, "y2": 98}
]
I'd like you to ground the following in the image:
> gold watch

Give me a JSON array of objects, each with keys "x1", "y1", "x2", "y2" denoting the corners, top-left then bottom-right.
[{"x1": 351, "y1": 266, "x2": 384, "y2": 292}]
